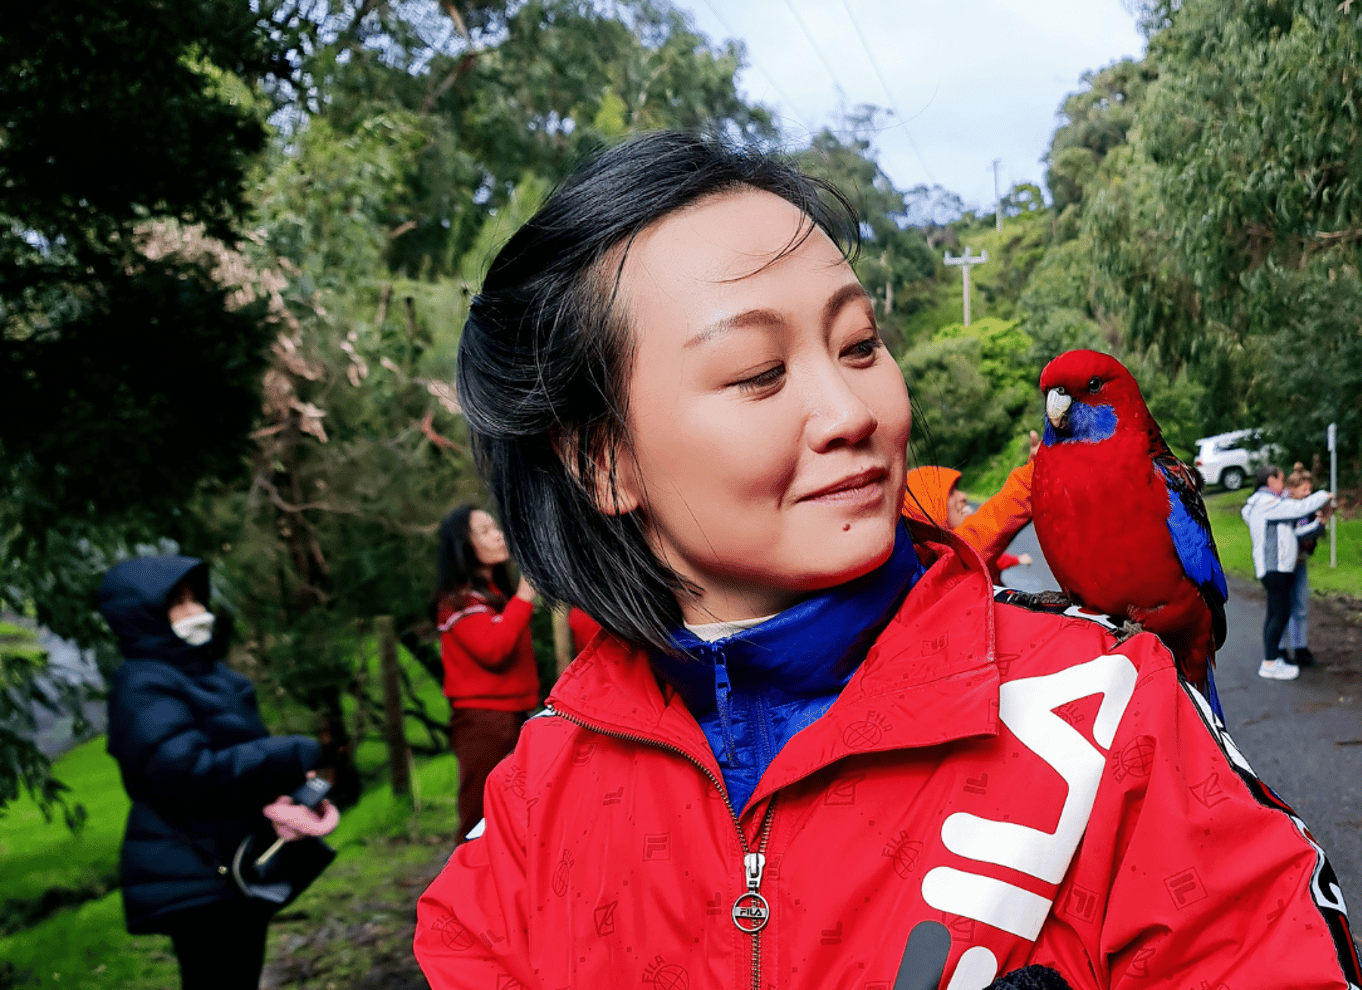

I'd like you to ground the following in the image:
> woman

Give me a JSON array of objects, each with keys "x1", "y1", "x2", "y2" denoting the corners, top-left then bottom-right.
[
  {"x1": 1241, "y1": 464, "x2": 1333, "y2": 681},
  {"x1": 102, "y1": 555, "x2": 337, "y2": 990},
  {"x1": 1279, "y1": 465, "x2": 1328, "y2": 666},
  {"x1": 434, "y1": 505, "x2": 540, "y2": 841},
  {"x1": 415, "y1": 133, "x2": 1358, "y2": 990}
]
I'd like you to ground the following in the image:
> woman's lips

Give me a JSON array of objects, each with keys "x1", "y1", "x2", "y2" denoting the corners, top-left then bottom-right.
[{"x1": 800, "y1": 469, "x2": 889, "y2": 505}]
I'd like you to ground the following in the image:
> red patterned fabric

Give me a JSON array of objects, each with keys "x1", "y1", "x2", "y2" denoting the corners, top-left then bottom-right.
[{"x1": 416, "y1": 525, "x2": 1358, "y2": 990}]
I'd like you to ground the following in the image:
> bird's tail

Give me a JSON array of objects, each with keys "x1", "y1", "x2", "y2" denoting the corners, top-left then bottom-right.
[{"x1": 1204, "y1": 666, "x2": 1225, "y2": 723}]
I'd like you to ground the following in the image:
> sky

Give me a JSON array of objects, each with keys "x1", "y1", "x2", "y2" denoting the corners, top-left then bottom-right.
[{"x1": 677, "y1": 0, "x2": 1146, "y2": 210}]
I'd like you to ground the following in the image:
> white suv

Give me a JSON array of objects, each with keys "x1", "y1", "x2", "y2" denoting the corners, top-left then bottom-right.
[{"x1": 1193, "y1": 429, "x2": 1281, "y2": 491}]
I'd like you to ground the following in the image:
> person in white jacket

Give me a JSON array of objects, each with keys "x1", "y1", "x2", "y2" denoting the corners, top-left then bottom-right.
[{"x1": 1241, "y1": 465, "x2": 1334, "y2": 680}]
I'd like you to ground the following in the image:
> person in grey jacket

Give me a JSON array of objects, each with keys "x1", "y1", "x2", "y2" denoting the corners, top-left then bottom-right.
[
  {"x1": 1240, "y1": 466, "x2": 1334, "y2": 681},
  {"x1": 101, "y1": 555, "x2": 333, "y2": 989}
]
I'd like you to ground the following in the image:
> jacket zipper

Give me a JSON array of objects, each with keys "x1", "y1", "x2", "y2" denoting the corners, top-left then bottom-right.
[{"x1": 548, "y1": 705, "x2": 776, "y2": 990}]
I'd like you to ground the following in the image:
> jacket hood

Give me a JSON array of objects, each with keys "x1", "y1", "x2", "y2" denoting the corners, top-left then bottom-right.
[
  {"x1": 99, "y1": 555, "x2": 212, "y2": 668},
  {"x1": 902, "y1": 465, "x2": 962, "y2": 527}
]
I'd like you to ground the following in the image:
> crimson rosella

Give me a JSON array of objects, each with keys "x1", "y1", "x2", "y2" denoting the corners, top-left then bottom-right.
[{"x1": 1031, "y1": 350, "x2": 1227, "y2": 710}]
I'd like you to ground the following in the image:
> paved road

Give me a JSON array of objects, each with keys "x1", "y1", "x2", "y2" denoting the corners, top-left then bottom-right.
[{"x1": 1001, "y1": 523, "x2": 1362, "y2": 902}]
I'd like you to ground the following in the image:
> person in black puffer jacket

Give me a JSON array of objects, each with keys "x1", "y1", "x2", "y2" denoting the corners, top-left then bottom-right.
[{"x1": 101, "y1": 555, "x2": 332, "y2": 989}]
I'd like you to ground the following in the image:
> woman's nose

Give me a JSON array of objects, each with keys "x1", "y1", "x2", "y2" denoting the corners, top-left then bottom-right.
[{"x1": 806, "y1": 371, "x2": 877, "y2": 452}]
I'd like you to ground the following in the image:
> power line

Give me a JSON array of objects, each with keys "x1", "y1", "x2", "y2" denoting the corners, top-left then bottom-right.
[
  {"x1": 696, "y1": 0, "x2": 817, "y2": 136},
  {"x1": 835, "y1": 0, "x2": 936, "y2": 185},
  {"x1": 777, "y1": 0, "x2": 848, "y2": 111}
]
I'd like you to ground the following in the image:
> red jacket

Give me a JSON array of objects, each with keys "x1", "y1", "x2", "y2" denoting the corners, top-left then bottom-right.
[
  {"x1": 416, "y1": 530, "x2": 1359, "y2": 990},
  {"x1": 568, "y1": 607, "x2": 602, "y2": 656},
  {"x1": 437, "y1": 592, "x2": 539, "y2": 712}
]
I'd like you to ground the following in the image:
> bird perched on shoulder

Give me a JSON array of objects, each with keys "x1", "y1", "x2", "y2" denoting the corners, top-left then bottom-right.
[{"x1": 1031, "y1": 350, "x2": 1227, "y2": 709}]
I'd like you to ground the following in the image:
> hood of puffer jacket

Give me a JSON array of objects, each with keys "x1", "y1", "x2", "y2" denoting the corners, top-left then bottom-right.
[
  {"x1": 902, "y1": 465, "x2": 962, "y2": 528},
  {"x1": 99, "y1": 555, "x2": 213, "y2": 669}
]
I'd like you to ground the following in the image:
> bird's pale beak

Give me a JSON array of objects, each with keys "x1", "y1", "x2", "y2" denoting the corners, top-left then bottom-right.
[{"x1": 1046, "y1": 388, "x2": 1072, "y2": 430}]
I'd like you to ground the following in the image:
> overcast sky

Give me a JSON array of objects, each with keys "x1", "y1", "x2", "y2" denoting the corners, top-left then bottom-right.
[{"x1": 677, "y1": 0, "x2": 1146, "y2": 209}]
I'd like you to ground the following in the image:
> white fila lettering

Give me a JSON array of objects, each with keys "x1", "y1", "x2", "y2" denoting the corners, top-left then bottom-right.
[{"x1": 922, "y1": 654, "x2": 1139, "y2": 989}]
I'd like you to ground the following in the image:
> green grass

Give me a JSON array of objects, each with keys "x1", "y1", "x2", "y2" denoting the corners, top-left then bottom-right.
[
  {"x1": 0, "y1": 744, "x2": 461, "y2": 990},
  {"x1": 0, "y1": 894, "x2": 179, "y2": 990},
  {"x1": 0, "y1": 740, "x2": 128, "y2": 932},
  {"x1": 1204, "y1": 489, "x2": 1362, "y2": 594}
]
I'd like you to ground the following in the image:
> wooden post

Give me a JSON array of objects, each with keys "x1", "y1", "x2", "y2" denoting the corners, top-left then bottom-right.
[{"x1": 375, "y1": 615, "x2": 410, "y2": 796}]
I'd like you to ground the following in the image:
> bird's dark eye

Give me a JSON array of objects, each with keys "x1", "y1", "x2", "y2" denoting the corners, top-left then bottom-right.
[{"x1": 1087, "y1": 376, "x2": 1102, "y2": 393}]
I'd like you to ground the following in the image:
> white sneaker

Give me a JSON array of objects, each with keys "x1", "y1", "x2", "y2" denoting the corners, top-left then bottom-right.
[{"x1": 1258, "y1": 659, "x2": 1301, "y2": 681}]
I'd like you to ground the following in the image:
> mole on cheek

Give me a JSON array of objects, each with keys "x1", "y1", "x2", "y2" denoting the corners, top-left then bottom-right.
[{"x1": 843, "y1": 523, "x2": 851, "y2": 532}]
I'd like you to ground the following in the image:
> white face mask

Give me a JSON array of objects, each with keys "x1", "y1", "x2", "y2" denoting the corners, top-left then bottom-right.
[{"x1": 171, "y1": 611, "x2": 216, "y2": 646}]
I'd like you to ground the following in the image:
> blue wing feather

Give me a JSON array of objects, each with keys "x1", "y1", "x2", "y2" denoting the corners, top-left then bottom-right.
[{"x1": 1156, "y1": 462, "x2": 1228, "y2": 602}]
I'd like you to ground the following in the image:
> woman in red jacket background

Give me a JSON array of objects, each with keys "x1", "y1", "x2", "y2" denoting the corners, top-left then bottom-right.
[{"x1": 433, "y1": 505, "x2": 539, "y2": 842}]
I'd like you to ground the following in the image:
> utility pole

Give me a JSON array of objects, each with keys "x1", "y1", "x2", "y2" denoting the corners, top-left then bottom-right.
[
  {"x1": 944, "y1": 248, "x2": 988, "y2": 327},
  {"x1": 1328, "y1": 422, "x2": 1338, "y2": 568},
  {"x1": 992, "y1": 159, "x2": 1003, "y2": 232}
]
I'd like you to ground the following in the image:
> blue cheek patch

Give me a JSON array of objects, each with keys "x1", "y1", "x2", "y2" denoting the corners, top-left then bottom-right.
[{"x1": 1044, "y1": 403, "x2": 1118, "y2": 445}]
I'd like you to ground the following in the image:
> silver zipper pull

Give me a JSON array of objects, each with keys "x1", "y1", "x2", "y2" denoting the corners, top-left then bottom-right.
[
  {"x1": 733, "y1": 852, "x2": 770, "y2": 933},
  {"x1": 743, "y1": 852, "x2": 765, "y2": 891}
]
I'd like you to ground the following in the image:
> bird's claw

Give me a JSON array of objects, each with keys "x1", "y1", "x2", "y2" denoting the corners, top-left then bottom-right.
[
  {"x1": 1114, "y1": 619, "x2": 1145, "y2": 645},
  {"x1": 1009, "y1": 590, "x2": 1076, "y2": 609}
]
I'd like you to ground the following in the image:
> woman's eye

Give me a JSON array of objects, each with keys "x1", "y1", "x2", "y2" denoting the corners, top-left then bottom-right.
[
  {"x1": 736, "y1": 364, "x2": 785, "y2": 392},
  {"x1": 843, "y1": 335, "x2": 883, "y2": 361}
]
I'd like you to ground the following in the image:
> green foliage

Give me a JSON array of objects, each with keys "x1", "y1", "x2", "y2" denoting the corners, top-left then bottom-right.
[
  {"x1": 960, "y1": 431, "x2": 1036, "y2": 498},
  {"x1": 306, "y1": 0, "x2": 775, "y2": 278},
  {"x1": 0, "y1": 620, "x2": 89, "y2": 828},
  {"x1": 0, "y1": 0, "x2": 284, "y2": 822},
  {"x1": 1083, "y1": 0, "x2": 1362, "y2": 474},
  {"x1": 793, "y1": 118, "x2": 938, "y2": 348},
  {"x1": 1044, "y1": 58, "x2": 1156, "y2": 214},
  {"x1": 901, "y1": 318, "x2": 1037, "y2": 470},
  {"x1": 0, "y1": 1, "x2": 276, "y2": 527}
]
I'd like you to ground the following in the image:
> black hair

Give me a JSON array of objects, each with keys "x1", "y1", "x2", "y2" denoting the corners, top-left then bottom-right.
[
  {"x1": 456, "y1": 130, "x2": 861, "y2": 654},
  {"x1": 1255, "y1": 464, "x2": 1283, "y2": 489},
  {"x1": 434, "y1": 504, "x2": 512, "y2": 607}
]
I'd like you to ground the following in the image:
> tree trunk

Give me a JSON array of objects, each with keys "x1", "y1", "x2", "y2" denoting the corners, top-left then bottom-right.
[
  {"x1": 315, "y1": 687, "x2": 361, "y2": 809},
  {"x1": 375, "y1": 615, "x2": 411, "y2": 796}
]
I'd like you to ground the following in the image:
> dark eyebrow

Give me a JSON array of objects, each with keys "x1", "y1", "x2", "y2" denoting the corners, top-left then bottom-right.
[
  {"x1": 822, "y1": 282, "x2": 874, "y2": 328},
  {"x1": 683, "y1": 281, "x2": 873, "y2": 349}
]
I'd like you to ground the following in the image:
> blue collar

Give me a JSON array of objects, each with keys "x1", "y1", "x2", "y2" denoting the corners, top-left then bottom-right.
[{"x1": 653, "y1": 522, "x2": 925, "y2": 718}]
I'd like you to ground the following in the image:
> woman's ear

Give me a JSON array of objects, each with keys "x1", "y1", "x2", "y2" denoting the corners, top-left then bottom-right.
[{"x1": 555, "y1": 432, "x2": 641, "y2": 517}]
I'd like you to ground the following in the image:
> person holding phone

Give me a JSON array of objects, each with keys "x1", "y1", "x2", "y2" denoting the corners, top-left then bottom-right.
[{"x1": 101, "y1": 555, "x2": 338, "y2": 990}]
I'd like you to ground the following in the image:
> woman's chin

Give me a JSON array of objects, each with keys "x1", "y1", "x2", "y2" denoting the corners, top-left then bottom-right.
[{"x1": 796, "y1": 518, "x2": 899, "y2": 590}]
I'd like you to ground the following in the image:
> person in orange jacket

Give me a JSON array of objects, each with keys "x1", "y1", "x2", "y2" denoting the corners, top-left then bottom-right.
[{"x1": 903, "y1": 430, "x2": 1039, "y2": 583}]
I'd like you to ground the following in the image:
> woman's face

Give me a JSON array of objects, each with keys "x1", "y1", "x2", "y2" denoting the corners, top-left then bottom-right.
[
  {"x1": 166, "y1": 582, "x2": 206, "y2": 624},
  {"x1": 468, "y1": 510, "x2": 510, "y2": 568},
  {"x1": 610, "y1": 189, "x2": 911, "y2": 623}
]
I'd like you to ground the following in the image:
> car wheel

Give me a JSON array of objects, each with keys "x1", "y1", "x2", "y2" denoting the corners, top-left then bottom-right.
[{"x1": 1221, "y1": 467, "x2": 1245, "y2": 491}]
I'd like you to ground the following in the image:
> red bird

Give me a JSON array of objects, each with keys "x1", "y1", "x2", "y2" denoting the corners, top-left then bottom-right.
[{"x1": 1031, "y1": 350, "x2": 1227, "y2": 708}]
